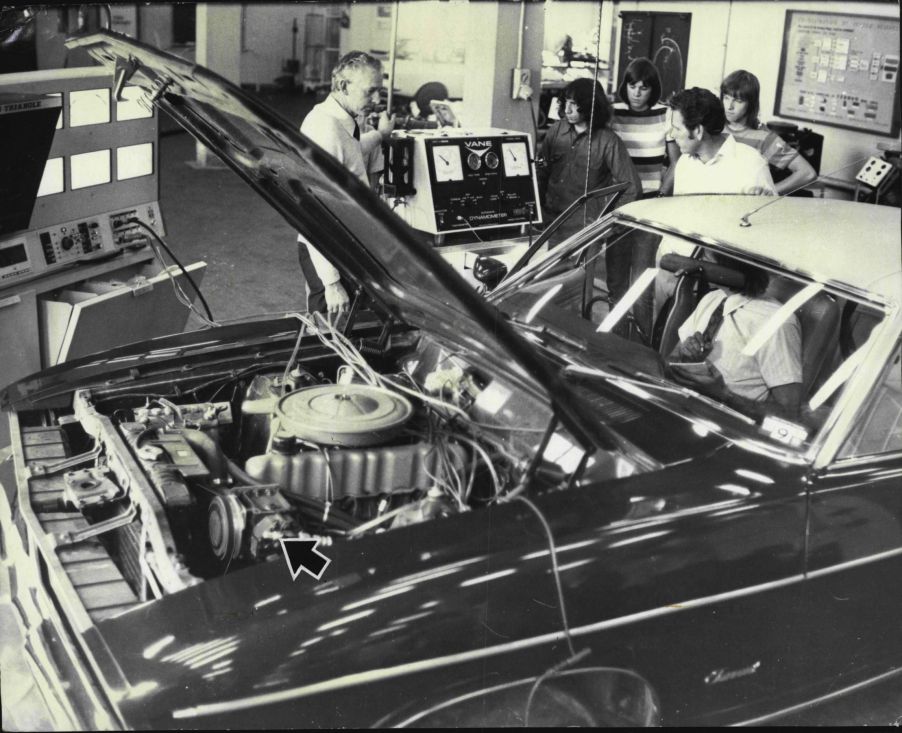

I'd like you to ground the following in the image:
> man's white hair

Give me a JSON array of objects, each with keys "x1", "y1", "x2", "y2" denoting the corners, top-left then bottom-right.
[{"x1": 331, "y1": 51, "x2": 382, "y2": 92}]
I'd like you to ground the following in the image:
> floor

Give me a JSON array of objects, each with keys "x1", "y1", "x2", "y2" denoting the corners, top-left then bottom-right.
[{"x1": 2, "y1": 88, "x2": 902, "y2": 729}]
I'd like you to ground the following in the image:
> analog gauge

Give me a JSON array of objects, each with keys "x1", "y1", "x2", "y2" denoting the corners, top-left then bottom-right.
[
  {"x1": 501, "y1": 142, "x2": 530, "y2": 176},
  {"x1": 431, "y1": 145, "x2": 464, "y2": 182},
  {"x1": 467, "y1": 152, "x2": 482, "y2": 171},
  {"x1": 484, "y1": 151, "x2": 500, "y2": 170}
]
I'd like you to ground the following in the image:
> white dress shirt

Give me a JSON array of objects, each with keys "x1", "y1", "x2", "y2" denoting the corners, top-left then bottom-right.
[
  {"x1": 678, "y1": 290, "x2": 802, "y2": 401},
  {"x1": 298, "y1": 94, "x2": 383, "y2": 286},
  {"x1": 674, "y1": 134, "x2": 776, "y2": 196}
]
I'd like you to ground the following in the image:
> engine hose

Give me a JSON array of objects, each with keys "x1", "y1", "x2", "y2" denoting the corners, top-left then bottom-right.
[{"x1": 180, "y1": 428, "x2": 228, "y2": 482}]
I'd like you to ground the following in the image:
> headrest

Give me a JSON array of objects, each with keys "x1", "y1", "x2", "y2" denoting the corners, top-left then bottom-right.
[{"x1": 659, "y1": 254, "x2": 747, "y2": 290}]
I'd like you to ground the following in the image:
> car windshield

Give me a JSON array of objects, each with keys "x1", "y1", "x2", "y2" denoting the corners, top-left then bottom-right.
[{"x1": 489, "y1": 217, "x2": 892, "y2": 452}]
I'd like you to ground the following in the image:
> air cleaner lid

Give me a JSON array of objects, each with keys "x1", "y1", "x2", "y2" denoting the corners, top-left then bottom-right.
[{"x1": 275, "y1": 384, "x2": 413, "y2": 447}]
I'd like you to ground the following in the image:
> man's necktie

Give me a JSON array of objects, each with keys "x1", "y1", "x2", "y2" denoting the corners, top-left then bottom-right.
[{"x1": 353, "y1": 120, "x2": 360, "y2": 140}]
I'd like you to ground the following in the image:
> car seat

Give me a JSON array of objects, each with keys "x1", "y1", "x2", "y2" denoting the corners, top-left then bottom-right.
[
  {"x1": 795, "y1": 292, "x2": 841, "y2": 396},
  {"x1": 654, "y1": 254, "x2": 745, "y2": 356},
  {"x1": 656, "y1": 257, "x2": 841, "y2": 397}
]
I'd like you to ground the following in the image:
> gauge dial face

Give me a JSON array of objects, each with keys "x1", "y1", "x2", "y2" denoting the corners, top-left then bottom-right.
[
  {"x1": 484, "y1": 151, "x2": 500, "y2": 170},
  {"x1": 467, "y1": 152, "x2": 482, "y2": 171},
  {"x1": 501, "y1": 142, "x2": 530, "y2": 177},
  {"x1": 431, "y1": 145, "x2": 464, "y2": 182}
]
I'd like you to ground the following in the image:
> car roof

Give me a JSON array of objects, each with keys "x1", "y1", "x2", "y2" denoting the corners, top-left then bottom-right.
[{"x1": 616, "y1": 195, "x2": 901, "y2": 305}]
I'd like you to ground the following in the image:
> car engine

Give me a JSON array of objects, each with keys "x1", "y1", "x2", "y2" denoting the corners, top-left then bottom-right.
[{"x1": 21, "y1": 315, "x2": 609, "y2": 598}]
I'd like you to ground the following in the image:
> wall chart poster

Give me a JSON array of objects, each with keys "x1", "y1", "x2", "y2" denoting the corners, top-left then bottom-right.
[{"x1": 775, "y1": 10, "x2": 900, "y2": 136}]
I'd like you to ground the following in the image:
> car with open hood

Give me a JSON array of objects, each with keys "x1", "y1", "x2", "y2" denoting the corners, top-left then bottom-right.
[{"x1": 1, "y1": 30, "x2": 901, "y2": 729}]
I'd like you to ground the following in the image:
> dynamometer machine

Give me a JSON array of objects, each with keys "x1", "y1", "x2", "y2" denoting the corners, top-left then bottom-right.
[
  {"x1": 382, "y1": 127, "x2": 542, "y2": 237},
  {"x1": 0, "y1": 68, "x2": 205, "y2": 392}
]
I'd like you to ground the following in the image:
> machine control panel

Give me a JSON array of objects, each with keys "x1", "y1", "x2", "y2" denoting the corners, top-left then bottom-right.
[
  {"x1": 0, "y1": 201, "x2": 164, "y2": 290},
  {"x1": 385, "y1": 129, "x2": 542, "y2": 235}
]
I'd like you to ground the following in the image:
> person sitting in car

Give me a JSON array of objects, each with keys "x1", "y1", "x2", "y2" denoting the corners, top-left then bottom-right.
[{"x1": 669, "y1": 259, "x2": 803, "y2": 420}]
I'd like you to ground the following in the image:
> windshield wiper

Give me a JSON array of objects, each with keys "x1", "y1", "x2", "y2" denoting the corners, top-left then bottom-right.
[
  {"x1": 562, "y1": 364, "x2": 757, "y2": 425},
  {"x1": 504, "y1": 314, "x2": 587, "y2": 352}
]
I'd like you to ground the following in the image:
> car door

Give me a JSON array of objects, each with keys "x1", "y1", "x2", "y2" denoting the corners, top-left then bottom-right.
[{"x1": 804, "y1": 338, "x2": 902, "y2": 686}]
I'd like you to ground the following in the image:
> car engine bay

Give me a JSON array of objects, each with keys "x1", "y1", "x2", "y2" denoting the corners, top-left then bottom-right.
[{"x1": 11, "y1": 315, "x2": 638, "y2": 601}]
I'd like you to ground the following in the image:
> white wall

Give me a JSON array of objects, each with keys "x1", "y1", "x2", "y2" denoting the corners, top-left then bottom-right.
[
  {"x1": 613, "y1": 1, "x2": 901, "y2": 189},
  {"x1": 139, "y1": 4, "x2": 174, "y2": 50},
  {"x1": 345, "y1": 1, "x2": 469, "y2": 98},
  {"x1": 240, "y1": 3, "x2": 347, "y2": 88}
]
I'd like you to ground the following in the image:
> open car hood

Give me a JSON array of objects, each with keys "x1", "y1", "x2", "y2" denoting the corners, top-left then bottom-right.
[{"x1": 63, "y1": 31, "x2": 607, "y2": 449}]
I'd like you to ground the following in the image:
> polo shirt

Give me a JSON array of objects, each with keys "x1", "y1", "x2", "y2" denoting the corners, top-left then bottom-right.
[
  {"x1": 673, "y1": 134, "x2": 776, "y2": 196},
  {"x1": 729, "y1": 125, "x2": 800, "y2": 171},
  {"x1": 298, "y1": 94, "x2": 383, "y2": 285},
  {"x1": 678, "y1": 289, "x2": 802, "y2": 402}
]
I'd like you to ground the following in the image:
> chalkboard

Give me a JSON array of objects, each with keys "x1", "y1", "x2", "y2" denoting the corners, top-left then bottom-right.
[
  {"x1": 617, "y1": 12, "x2": 691, "y2": 103},
  {"x1": 775, "y1": 10, "x2": 900, "y2": 136}
]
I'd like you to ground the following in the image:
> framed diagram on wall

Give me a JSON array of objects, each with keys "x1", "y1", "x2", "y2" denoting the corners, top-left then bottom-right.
[{"x1": 775, "y1": 10, "x2": 900, "y2": 136}]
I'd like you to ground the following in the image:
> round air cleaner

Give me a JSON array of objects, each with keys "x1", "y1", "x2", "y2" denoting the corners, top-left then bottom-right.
[{"x1": 275, "y1": 384, "x2": 413, "y2": 447}]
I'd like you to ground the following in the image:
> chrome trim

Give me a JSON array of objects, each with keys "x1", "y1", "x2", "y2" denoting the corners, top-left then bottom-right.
[
  {"x1": 805, "y1": 546, "x2": 902, "y2": 580},
  {"x1": 734, "y1": 666, "x2": 902, "y2": 726},
  {"x1": 170, "y1": 572, "x2": 806, "y2": 720},
  {"x1": 812, "y1": 319, "x2": 902, "y2": 469}
]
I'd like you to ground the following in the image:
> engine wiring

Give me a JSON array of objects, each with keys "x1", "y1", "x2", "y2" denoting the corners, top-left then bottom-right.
[{"x1": 514, "y1": 494, "x2": 592, "y2": 727}]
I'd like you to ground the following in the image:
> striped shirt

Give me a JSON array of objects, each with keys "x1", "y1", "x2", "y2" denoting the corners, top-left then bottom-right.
[
  {"x1": 611, "y1": 102, "x2": 669, "y2": 194},
  {"x1": 728, "y1": 124, "x2": 800, "y2": 170}
]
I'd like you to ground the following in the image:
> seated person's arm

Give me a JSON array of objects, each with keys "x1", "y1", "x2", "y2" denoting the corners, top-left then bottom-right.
[{"x1": 720, "y1": 381, "x2": 803, "y2": 421}]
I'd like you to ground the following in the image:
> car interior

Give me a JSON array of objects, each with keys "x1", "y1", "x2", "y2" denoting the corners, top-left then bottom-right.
[{"x1": 502, "y1": 226, "x2": 888, "y2": 432}]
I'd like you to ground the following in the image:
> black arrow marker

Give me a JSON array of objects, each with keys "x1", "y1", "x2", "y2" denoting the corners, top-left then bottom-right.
[{"x1": 280, "y1": 538, "x2": 331, "y2": 581}]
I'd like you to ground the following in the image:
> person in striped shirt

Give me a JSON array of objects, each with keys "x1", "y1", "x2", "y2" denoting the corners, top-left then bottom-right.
[
  {"x1": 612, "y1": 58, "x2": 680, "y2": 198},
  {"x1": 609, "y1": 58, "x2": 680, "y2": 340},
  {"x1": 721, "y1": 69, "x2": 817, "y2": 196}
]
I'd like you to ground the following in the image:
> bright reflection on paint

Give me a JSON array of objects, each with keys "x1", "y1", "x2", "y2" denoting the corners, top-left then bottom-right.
[
  {"x1": 716, "y1": 483, "x2": 752, "y2": 497},
  {"x1": 340, "y1": 584, "x2": 415, "y2": 612},
  {"x1": 459, "y1": 568, "x2": 516, "y2": 587},
  {"x1": 391, "y1": 610, "x2": 433, "y2": 625},
  {"x1": 315, "y1": 609, "x2": 374, "y2": 632},
  {"x1": 203, "y1": 668, "x2": 232, "y2": 681},
  {"x1": 521, "y1": 538, "x2": 598, "y2": 561},
  {"x1": 551, "y1": 558, "x2": 595, "y2": 573},
  {"x1": 735, "y1": 469, "x2": 774, "y2": 484},
  {"x1": 142, "y1": 634, "x2": 175, "y2": 659},
  {"x1": 253, "y1": 594, "x2": 281, "y2": 610},
  {"x1": 122, "y1": 680, "x2": 159, "y2": 700},
  {"x1": 607, "y1": 530, "x2": 671, "y2": 549},
  {"x1": 419, "y1": 600, "x2": 440, "y2": 610},
  {"x1": 161, "y1": 636, "x2": 239, "y2": 671},
  {"x1": 300, "y1": 635, "x2": 324, "y2": 648},
  {"x1": 691, "y1": 418, "x2": 722, "y2": 437},
  {"x1": 524, "y1": 282, "x2": 564, "y2": 323},
  {"x1": 369, "y1": 625, "x2": 405, "y2": 638},
  {"x1": 385, "y1": 556, "x2": 486, "y2": 588}
]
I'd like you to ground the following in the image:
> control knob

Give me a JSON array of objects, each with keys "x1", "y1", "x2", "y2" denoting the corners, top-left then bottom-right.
[{"x1": 61, "y1": 236, "x2": 74, "y2": 250}]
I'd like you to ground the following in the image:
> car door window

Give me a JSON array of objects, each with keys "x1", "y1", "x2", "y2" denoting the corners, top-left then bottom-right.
[{"x1": 837, "y1": 340, "x2": 902, "y2": 458}]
